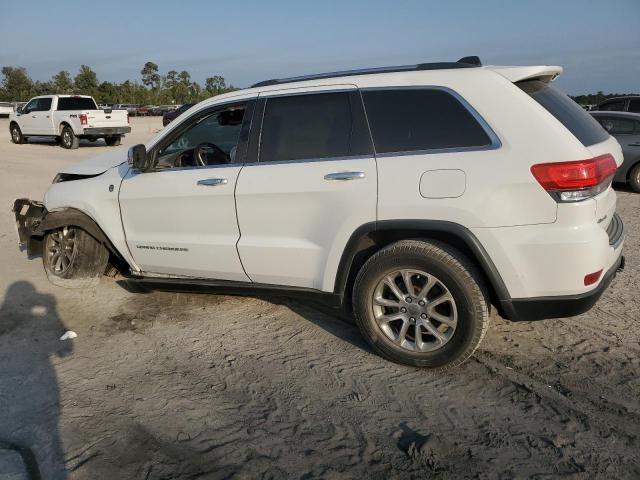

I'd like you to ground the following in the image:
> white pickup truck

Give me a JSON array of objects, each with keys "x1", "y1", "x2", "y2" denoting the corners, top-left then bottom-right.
[{"x1": 9, "y1": 95, "x2": 131, "y2": 149}]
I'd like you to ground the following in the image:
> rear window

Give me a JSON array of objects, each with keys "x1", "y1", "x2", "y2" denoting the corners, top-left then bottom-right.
[
  {"x1": 518, "y1": 80, "x2": 609, "y2": 146},
  {"x1": 57, "y1": 97, "x2": 97, "y2": 111},
  {"x1": 361, "y1": 89, "x2": 494, "y2": 154}
]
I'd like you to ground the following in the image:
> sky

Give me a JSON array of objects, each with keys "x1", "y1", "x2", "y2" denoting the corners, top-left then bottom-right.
[{"x1": 1, "y1": 0, "x2": 639, "y2": 95}]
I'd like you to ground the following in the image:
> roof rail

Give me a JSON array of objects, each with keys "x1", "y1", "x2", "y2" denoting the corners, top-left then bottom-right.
[{"x1": 251, "y1": 56, "x2": 482, "y2": 88}]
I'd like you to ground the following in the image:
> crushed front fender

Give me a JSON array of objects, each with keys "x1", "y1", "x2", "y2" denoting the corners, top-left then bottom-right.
[{"x1": 12, "y1": 198, "x2": 47, "y2": 256}]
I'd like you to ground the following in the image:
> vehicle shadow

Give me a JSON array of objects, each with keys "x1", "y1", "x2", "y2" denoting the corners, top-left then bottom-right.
[
  {"x1": 0, "y1": 281, "x2": 72, "y2": 480},
  {"x1": 613, "y1": 182, "x2": 637, "y2": 194},
  {"x1": 115, "y1": 279, "x2": 371, "y2": 354},
  {"x1": 22, "y1": 137, "x2": 107, "y2": 148}
]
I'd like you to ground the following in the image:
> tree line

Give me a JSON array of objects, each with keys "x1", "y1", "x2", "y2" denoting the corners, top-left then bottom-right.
[
  {"x1": 0, "y1": 61, "x2": 237, "y2": 105},
  {"x1": 1, "y1": 62, "x2": 636, "y2": 107}
]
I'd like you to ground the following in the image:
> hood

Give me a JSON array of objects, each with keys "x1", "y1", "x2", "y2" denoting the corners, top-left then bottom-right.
[{"x1": 59, "y1": 149, "x2": 128, "y2": 175}]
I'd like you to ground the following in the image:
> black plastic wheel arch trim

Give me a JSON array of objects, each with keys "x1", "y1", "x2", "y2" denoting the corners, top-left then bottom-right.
[{"x1": 333, "y1": 219, "x2": 512, "y2": 304}]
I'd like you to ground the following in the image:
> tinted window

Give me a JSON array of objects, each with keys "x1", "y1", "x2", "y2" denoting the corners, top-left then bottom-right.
[
  {"x1": 23, "y1": 99, "x2": 38, "y2": 114},
  {"x1": 519, "y1": 80, "x2": 609, "y2": 147},
  {"x1": 260, "y1": 92, "x2": 369, "y2": 162},
  {"x1": 629, "y1": 99, "x2": 640, "y2": 114},
  {"x1": 599, "y1": 100, "x2": 626, "y2": 111},
  {"x1": 57, "y1": 97, "x2": 97, "y2": 111},
  {"x1": 362, "y1": 89, "x2": 492, "y2": 154},
  {"x1": 36, "y1": 98, "x2": 52, "y2": 111},
  {"x1": 596, "y1": 117, "x2": 635, "y2": 135}
]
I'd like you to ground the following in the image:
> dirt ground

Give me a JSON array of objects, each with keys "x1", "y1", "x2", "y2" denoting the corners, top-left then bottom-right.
[{"x1": 0, "y1": 117, "x2": 638, "y2": 479}]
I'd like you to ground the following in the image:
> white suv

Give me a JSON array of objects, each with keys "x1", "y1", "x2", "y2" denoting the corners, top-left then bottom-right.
[{"x1": 13, "y1": 57, "x2": 625, "y2": 368}]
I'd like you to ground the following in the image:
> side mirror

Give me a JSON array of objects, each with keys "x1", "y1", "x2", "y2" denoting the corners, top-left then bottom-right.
[
  {"x1": 127, "y1": 144, "x2": 149, "y2": 170},
  {"x1": 16, "y1": 106, "x2": 23, "y2": 114}
]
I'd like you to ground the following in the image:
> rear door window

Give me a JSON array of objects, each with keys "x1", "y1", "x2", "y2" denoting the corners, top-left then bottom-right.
[
  {"x1": 259, "y1": 91, "x2": 371, "y2": 162},
  {"x1": 596, "y1": 117, "x2": 635, "y2": 135},
  {"x1": 361, "y1": 88, "x2": 494, "y2": 154},
  {"x1": 518, "y1": 80, "x2": 609, "y2": 146}
]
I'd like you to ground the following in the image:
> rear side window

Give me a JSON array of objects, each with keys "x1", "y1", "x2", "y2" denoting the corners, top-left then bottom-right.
[
  {"x1": 629, "y1": 99, "x2": 640, "y2": 114},
  {"x1": 259, "y1": 92, "x2": 371, "y2": 162},
  {"x1": 362, "y1": 89, "x2": 493, "y2": 154},
  {"x1": 57, "y1": 97, "x2": 97, "y2": 111},
  {"x1": 519, "y1": 80, "x2": 610, "y2": 147}
]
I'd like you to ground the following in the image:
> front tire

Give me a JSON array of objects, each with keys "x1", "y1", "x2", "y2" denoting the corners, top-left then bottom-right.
[
  {"x1": 628, "y1": 163, "x2": 640, "y2": 193},
  {"x1": 10, "y1": 123, "x2": 24, "y2": 144},
  {"x1": 42, "y1": 226, "x2": 109, "y2": 289},
  {"x1": 352, "y1": 240, "x2": 489, "y2": 369},
  {"x1": 60, "y1": 126, "x2": 80, "y2": 149}
]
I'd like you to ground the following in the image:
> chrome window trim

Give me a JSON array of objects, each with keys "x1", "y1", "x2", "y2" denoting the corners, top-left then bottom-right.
[
  {"x1": 360, "y1": 85, "x2": 502, "y2": 157},
  {"x1": 244, "y1": 154, "x2": 373, "y2": 168}
]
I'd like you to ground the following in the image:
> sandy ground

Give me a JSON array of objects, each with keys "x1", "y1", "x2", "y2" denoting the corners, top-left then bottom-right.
[{"x1": 0, "y1": 117, "x2": 638, "y2": 479}]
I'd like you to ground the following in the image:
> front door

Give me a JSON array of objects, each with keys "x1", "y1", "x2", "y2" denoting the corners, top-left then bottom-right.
[
  {"x1": 119, "y1": 100, "x2": 255, "y2": 280},
  {"x1": 235, "y1": 87, "x2": 377, "y2": 291}
]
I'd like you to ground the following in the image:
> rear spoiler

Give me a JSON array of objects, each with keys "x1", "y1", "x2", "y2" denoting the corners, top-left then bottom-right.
[{"x1": 490, "y1": 65, "x2": 563, "y2": 84}]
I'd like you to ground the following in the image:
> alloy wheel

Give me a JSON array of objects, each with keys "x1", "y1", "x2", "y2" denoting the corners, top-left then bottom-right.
[
  {"x1": 372, "y1": 269, "x2": 457, "y2": 352},
  {"x1": 45, "y1": 227, "x2": 78, "y2": 275}
]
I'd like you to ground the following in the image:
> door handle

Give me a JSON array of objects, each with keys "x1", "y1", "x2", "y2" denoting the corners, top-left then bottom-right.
[
  {"x1": 324, "y1": 171, "x2": 366, "y2": 181},
  {"x1": 31, "y1": 115, "x2": 36, "y2": 118},
  {"x1": 197, "y1": 178, "x2": 228, "y2": 186},
  {"x1": 628, "y1": 142, "x2": 640, "y2": 147}
]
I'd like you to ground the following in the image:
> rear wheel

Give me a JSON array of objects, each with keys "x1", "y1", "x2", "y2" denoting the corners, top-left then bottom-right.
[
  {"x1": 104, "y1": 136, "x2": 121, "y2": 147},
  {"x1": 628, "y1": 163, "x2": 640, "y2": 193},
  {"x1": 352, "y1": 240, "x2": 490, "y2": 369},
  {"x1": 42, "y1": 226, "x2": 109, "y2": 289},
  {"x1": 10, "y1": 123, "x2": 24, "y2": 144},
  {"x1": 60, "y1": 126, "x2": 79, "y2": 149}
]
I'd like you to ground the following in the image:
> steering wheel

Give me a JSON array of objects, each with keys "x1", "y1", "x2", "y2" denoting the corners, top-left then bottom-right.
[{"x1": 193, "y1": 142, "x2": 228, "y2": 167}]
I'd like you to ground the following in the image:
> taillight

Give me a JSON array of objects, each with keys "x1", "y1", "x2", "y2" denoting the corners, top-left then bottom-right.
[
  {"x1": 79, "y1": 114, "x2": 88, "y2": 126},
  {"x1": 531, "y1": 154, "x2": 617, "y2": 202}
]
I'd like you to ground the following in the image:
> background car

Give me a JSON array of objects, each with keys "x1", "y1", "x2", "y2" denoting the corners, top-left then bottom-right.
[
  {"x1": 597, "y1": 96, "x2": 640, "y2": 113},
  {"x1": 0, "y1": 101, "x2": 14, "y2": 117},
  {"x1": 591, "y1": 110, "x2": 640, "y2": 192},
  {"x1": 162, "y1": 103, "x2": 194, "y2": 126}
]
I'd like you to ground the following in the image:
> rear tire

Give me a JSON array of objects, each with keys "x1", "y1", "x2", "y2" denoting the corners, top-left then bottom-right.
[
  {"x1": 352, "y1": 240, "x2": 490, "y2": 369},
  {"x1": 104, "y1": 136, "x2": 121, "y2": 147},
  {"x1": 60, "y1": 126, "x2": 80, "y2": 149},
  {"x1": 628, "y1": 163, "x2": 640, "y2": 193},
  {"x1": 42, "y1": 226, "x2": 109, "y2": 289},
  {"x1": 10, "y1": 123, "x2": 24, "y2": 144}
]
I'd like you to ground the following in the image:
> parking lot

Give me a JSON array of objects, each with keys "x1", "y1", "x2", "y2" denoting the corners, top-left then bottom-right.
[{"x1": 0, "y1": 117, "x2": 638, "y2": 478}]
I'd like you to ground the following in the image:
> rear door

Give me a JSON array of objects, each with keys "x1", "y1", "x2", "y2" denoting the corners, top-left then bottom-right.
[{"x1": 235, "y1": 86, "x2": 377, "y2": 291}]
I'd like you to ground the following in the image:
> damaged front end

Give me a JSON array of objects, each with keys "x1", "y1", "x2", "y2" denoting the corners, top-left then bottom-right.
[{"x1": 13, "y1": 198, "x2": 48, "y2": 257}]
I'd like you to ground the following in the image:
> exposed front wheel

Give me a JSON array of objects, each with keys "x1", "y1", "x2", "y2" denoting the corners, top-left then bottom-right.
[
  {"x1": 60, "y1": 126, "x2": 80, "y2": 149},
  {"x1": 42, "y1": 226, "x2": 109, "y2": 289},
  {"x1": 628, "y1": 163, "x2": 640, "y2": 193},
  {"x1": 104, "y1": 136, "x2": 121, "y2": 147},
  {"x1": 353, "y1": 240, "x2": 490, "y2": 369},
  {"x1": 10, "y1": 124, "x2": 24, "y2": 144}
]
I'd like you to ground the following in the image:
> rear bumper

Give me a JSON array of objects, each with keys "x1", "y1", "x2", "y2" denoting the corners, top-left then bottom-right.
[
  {"x1": 81, "y1": 126, "x2": 131, "y2": 136},
  {"x1": 501, "y1": 252, "x2": 625, "y2": 321},
  {"x1": 13, "y1": 198, "x2": 47, "y2": 256}
]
